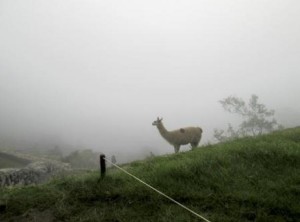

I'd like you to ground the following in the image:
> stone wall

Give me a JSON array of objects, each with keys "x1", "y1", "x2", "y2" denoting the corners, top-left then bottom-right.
[{"x1": 0, "y1": 160, "x2": 70, "y2": 187}]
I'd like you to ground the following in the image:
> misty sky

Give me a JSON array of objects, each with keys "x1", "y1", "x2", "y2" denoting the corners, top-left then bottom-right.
[{"x1": 1, "y1": 1, "x2": 300, "y2": 161}]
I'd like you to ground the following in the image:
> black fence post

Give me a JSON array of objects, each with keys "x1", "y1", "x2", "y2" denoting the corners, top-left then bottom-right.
[{"x1": 100, "y1": 154, "x2": 106, "y2": 180}]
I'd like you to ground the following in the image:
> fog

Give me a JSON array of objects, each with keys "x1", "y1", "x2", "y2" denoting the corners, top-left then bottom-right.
[{"x1": 1, "y1": 0, "x2": 300, "y2": 162}]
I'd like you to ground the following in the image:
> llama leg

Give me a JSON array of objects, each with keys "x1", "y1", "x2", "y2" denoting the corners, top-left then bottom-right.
[
  {"x1": 174, "y1": 145, "x2": 180, "y2": 153},
  {"x1": 190, "y1": 142, "x2": 199, "y2": 150},
  {"x1": 190, "y1": 143, "x2": 195, "y2": 150}
]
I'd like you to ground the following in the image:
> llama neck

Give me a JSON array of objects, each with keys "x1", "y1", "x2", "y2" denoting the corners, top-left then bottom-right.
[{"x1": 157, "y1": 123, "x2": 170, "y2": 141}]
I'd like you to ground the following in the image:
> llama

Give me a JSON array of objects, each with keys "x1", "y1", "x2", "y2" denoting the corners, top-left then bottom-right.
[{"x1": 152, "y1": 117, "x2": 203, "y2": 153}]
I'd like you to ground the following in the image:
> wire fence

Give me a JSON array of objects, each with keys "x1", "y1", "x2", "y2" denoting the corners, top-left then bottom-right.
[{"x1": 103, "y1": 156, "x2": 212, "y2": 222}]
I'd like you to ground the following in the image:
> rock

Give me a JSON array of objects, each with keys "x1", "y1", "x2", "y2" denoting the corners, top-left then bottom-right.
[{"x1": 0, "y1": 160, "x2": 71, "y2": 187}]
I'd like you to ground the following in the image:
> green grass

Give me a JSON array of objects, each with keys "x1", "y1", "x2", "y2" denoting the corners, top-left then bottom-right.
[
  {"x1": 0, "y1": 152, "x2": 31, "y2": 169},
  {"x1": 1, "y1": 127, "x2": 300, "y2": 222}
]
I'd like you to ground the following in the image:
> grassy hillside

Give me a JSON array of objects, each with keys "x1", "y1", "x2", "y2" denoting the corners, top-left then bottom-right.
[
  {"x1": 0, "y1": 128, "x2": 300, "y2": 222},
  {"x1": 0, "y1": 152, "x2": 31, "y2": 169}
]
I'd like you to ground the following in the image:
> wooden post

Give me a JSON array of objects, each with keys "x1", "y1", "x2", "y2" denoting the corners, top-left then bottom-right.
[{"x1": 100, "y1": 154, "x2": 106, "y2": 179}]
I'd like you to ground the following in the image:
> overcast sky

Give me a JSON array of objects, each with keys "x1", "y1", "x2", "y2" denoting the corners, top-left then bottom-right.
[{"x1": 1, "y1": 0, "x2": 300, "y2": 161}]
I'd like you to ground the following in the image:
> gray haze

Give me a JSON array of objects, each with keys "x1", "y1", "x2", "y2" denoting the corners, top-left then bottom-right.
[{"x1": 1, "y1": 1, "x2": 300, "y2": 162}]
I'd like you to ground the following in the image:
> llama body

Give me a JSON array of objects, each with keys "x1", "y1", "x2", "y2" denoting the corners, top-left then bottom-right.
[{"x1": 152, "y1": 117, "x2": 203, "y2": 153}]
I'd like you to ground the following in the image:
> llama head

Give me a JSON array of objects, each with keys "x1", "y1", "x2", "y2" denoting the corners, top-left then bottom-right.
[{"x1": 152, "y1": 117, "x2": 163, "y2": 126}]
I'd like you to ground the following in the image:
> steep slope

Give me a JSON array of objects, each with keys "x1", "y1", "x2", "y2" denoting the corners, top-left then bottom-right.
[{"x1": 0, "y1": 127, "x2": 299, "y2": 222}]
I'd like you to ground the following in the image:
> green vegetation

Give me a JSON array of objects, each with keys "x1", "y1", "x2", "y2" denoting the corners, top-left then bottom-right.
[
  {"x1": 62, "y1": 149, "x2": 99, "y2": 169},
  {"x1": 0, "y1": 152, "x2": 31, "y2": 169},
  {"x1": 1, "y1": 127, "x2": 300, "y2": 222},
  {"x1": 214, "y1": 94, "x2": 283, "y2": 142}
]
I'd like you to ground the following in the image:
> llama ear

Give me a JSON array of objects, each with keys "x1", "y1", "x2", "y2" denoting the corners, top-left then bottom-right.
[{"x1": 159, "y1": 117, "x2": 163, "y2": 121}]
